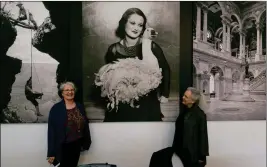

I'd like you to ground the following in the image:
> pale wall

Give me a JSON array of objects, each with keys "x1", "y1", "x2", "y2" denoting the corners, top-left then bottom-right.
[{"x1": 1, "y1": 121, "x2": 266, "y2": 167}]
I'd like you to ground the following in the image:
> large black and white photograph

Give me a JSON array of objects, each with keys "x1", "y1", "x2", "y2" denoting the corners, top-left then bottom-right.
[
  {"x1": 192, "y1": 1, "x2": 266, "y2": 121},
  {"x1": 82, "y1": 2, "x2": 180, "y2": 122},
  {"x1": 0, "y1": 2, "x2": 70, "y2": 123}
]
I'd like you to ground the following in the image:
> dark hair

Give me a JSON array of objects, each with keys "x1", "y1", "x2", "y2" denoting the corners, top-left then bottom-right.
[{"x1": 115, "y1": 8, "x2": 147, "y2": 39}]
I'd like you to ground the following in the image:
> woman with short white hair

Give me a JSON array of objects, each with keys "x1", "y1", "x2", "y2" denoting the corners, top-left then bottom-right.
[{"x1": 47, "y1": 81, "x2": 91, "y2": 167}]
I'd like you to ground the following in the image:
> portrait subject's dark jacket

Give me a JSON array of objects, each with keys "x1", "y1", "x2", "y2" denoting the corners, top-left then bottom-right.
[
  {"x1": 102, "y1": 41, "x2": 170, "y2": 122},
  {"x1": 172, "y1": 104, "x2": 209, "y2": 165},
  {"x1": 105, "y1": 41, "x2": 170, "y2": 98},
  {"x1": 47, "y1": 100, "x2": 91, "y2": 159}
]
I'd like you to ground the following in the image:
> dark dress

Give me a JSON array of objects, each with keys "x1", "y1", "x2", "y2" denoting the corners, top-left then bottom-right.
[
  {"x1": 103, "y1": 40, "x2": 170, "y2": 122},
  {"x1": 60, "y1": 106, "x2": 86, "y2": 167},
  {"x1": 172, "y1": 104, "x2": 209, "y2": 167}
]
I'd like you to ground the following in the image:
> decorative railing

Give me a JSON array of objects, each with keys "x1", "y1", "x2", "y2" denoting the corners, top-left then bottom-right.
[
  {"x1": 193, "y1": 40, "x2": 242, "y2": 64},
  {"x1": 194, "y1": 40, "x2": 266, "y2": 63},
  {"x1": 249, "y1": 69, "x2": 266, "y2": 91},
  {"x1": 249, "y1": 54, "x2": 266, "y2": 62},
  {"x1": 260, "y1": 55, "x2": 266, "y2": 61}
]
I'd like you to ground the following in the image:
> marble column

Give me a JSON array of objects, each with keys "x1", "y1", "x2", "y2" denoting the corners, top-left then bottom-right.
[
  {"x1": 194, "y1": 74, "x2": 201, "y2": 90},
  {"x1": 243, "y1": 78, "x2": 250, "y2": 96},
  {"x1": 200, "y1": 73, "x2": 211, "y2": 102},
  {"x1": 243, "y1": 34, "x2": 246, "y2": 58},
  {"x1": 203, "y1": 9, "x2": 208, "y2": 42},
  {"x1": 259, "y1": 30, "x2": 262, "y2": 55},
  {"x1": 196, "y1": 5, "x2": 202, "y2": 41},
  {"x1": 219, "y1": 76, "x2": 225, "y2": 99},
  {"x1": 216, "y1": 39, "x2": 220, "y2": 50},
  {"x1": 239, "y1": 32, "x2": 243, "y2": 59},
  {"x1": 255, "y1": 22, "x2": 260, "y2": 61},
  {"x1": 255, "y1": 69, "x2": 259, "y2": 77},
  {"x1": 214, "y1": 77, "x2": 219, "y2": 98},
  {"x1": 227, "y1": 24, "x2": 231, "y2": 52},
  {"x1": 193, "y1": 74, "x2": 198, "y2": 89},
  {"x1": 222, "y1": 20, "x2": 227, "y2": 52}
]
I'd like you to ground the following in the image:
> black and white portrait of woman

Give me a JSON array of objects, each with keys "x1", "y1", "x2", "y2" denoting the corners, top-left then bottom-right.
[{"x1": 82, "y1": 2, "x2": 180, "y2": 122}]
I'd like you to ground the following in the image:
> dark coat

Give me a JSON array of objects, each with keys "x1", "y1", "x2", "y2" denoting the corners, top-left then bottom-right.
[
  {"x1": 172, "y1": 104, "x2": 209, "y2": 165},
  {"x1": 47, "y1": 100, "x2": 91, "y2": 160},
  {"x1": 149, "y1": 147, "x2": 174, "y2": 167}
]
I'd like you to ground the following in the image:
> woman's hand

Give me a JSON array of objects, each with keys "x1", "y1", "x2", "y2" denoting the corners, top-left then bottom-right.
[
  {"x1": 47, "y1": 157, "x2": 55, "y2": 164},
  {"x1": 159, "y1": 96, "x2": 168, "y2": 103}
]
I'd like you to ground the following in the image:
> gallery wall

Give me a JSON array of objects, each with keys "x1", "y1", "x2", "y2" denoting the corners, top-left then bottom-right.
[{"x1": 1, "y1": 121, "x2": 266, "y2": 167}]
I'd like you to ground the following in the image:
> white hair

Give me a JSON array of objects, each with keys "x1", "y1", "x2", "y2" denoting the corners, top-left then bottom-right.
[
  {"x1": 187, "y1": 87, "x2": 208, "y2": 113},
  {"x1": 59, "y1": 81, "x2": 77, "y2": 94}
]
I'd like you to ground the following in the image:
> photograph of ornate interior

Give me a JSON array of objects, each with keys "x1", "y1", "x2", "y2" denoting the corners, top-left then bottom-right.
[{"x1": 192, "y1": 1, "x2": 266, "y2": 121}]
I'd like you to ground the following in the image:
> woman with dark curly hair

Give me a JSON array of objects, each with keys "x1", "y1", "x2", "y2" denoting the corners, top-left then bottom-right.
[{"x1": 102, "y1": 8, "x2": 171, "y2": 122}]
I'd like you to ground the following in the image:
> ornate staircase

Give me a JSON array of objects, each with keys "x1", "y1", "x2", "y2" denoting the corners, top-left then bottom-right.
[
  {"x1": 221, "y1": 69, "x2": 266, "y2": 102},
  {"x1": 249, "y1": 68, "x2": 266, "y2": 92}
]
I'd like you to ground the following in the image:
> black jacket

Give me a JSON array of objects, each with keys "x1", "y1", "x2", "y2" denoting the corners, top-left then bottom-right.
[
  {"x1": 173, "y1": 104, "x2": 209, "y2": 165},
  {"x1": 149, "y1": 147, "x2": 174, "y2": 167},
  {"x1": 47, "y1": 100, "x2": 91, "y2": 160}
]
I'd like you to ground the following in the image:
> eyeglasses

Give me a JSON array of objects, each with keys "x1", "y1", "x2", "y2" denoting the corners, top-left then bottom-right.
[{"x1": 63, "y1": 89, "x2": 75, "y2": 92}]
